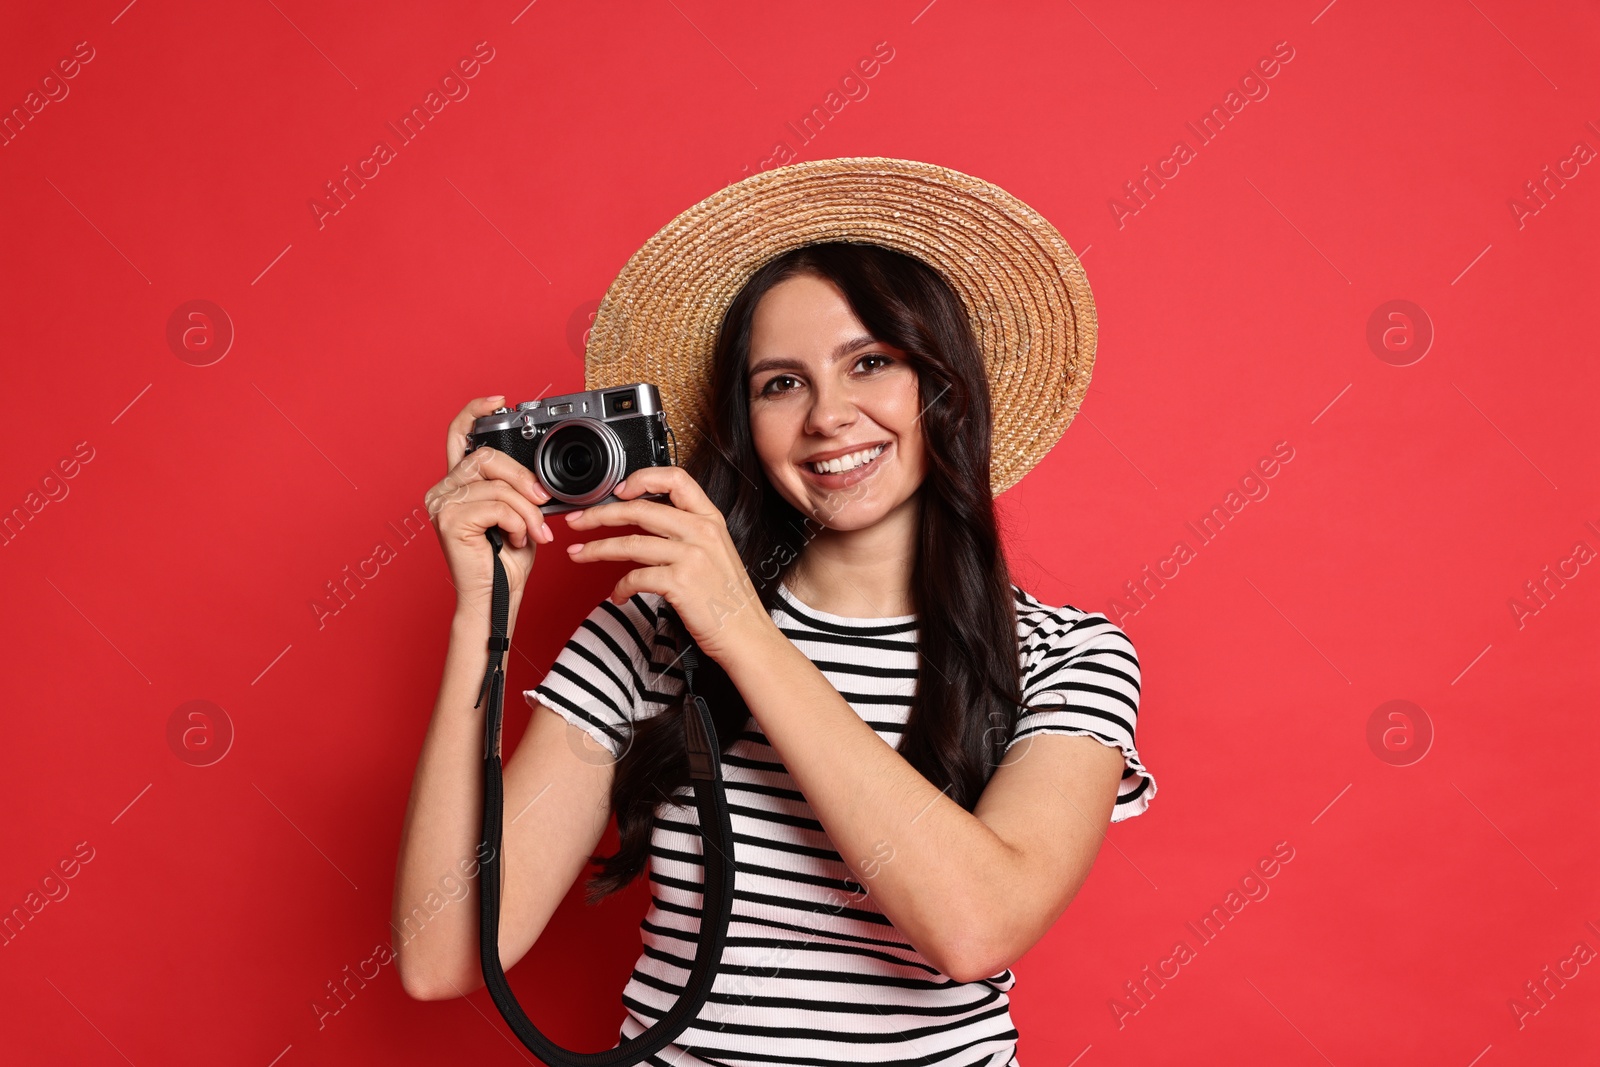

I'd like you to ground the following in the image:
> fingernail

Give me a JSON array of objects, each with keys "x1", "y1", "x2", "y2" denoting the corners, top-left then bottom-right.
[
  {"x1": 566, "y1": 543, "x2": 582, "y2": 554},
  {"x1": 615, "y1": 480, "x2": 628, "y2": 494},
  {"x1": 565, "y1": 509, "x2": 585, "y2": 521}
]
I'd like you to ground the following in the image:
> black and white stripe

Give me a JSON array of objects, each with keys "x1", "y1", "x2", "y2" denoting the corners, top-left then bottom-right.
[{"x1": 525, "y1": 583, "x2": 1153, "y2": 1066}]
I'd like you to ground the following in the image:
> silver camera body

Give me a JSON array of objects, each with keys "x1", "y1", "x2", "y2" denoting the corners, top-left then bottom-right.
[{"x1": 465, "y1": 382, "x2": 676, "y2": 514}]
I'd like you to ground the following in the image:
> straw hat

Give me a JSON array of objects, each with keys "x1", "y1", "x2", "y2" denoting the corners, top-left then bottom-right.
[{"x1": 583, "y1": 156, "x2": 1097, "y2": 497}]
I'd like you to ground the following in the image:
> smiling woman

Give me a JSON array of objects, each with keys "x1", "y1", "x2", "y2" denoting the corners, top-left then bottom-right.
[
  {"x1": 514, "y1": 242, "x2": 1152, "y2": 1065},
  {"x1": 741, "y1": 271, "x2": 929, "y2": 550},
  {"x1": 394, "y1": 158, "x2": 1156, "y2": 1067}
]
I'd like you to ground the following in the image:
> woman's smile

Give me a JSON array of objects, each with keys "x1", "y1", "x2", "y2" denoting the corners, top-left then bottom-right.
[{"x1": 798, "y1": 440, "x2": 893, "y2": 488}]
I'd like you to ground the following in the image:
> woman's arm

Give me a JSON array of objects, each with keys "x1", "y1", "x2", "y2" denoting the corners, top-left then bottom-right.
[
  {"x1": 716, "y1": 618, "x2": 1126, "y2": 983},
  {"x1": 393, "y1": 396, "x2": 616, "y2": 1000},
  {"x1": 391, "y1": 591, "x2": 618, "y2": 1001},
  {"x1": 561, "y1": 464, "x2": 1129, "y2": 982}
]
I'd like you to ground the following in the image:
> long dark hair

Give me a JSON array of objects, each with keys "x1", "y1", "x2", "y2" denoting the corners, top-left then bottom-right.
[{"x1": 582, "y1": 241, "x2": 1026, "y2": 903}]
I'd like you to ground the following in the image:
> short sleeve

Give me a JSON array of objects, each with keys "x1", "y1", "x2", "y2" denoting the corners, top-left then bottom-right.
[
  {"x1": 1008, "y1": 607, "x2": 1155, "y2": 821},
  {"x1": 523, "y1": 593, "x2": 666, "y2": 760}
]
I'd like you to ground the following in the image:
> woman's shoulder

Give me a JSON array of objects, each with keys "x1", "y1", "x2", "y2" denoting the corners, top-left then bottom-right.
[
  {"x1": 1010, "y1": 583, "x2": 1104, "y2": 629},
  {"x1": 568, "y1": 591, "x2": 674, "y2": 661},
  {"x1": 1009, "y1": 584, "x2": 1136, "y2": 658},
  {"x1": 612, "y1": 590, "x2": 671, "y2": 629},
  {"x1": 1008, "y1": 585, "x2": 1142, "y2": 711}
]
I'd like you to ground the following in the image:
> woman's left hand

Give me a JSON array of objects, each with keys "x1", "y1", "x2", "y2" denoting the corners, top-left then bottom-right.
[{"x1": 563, "y1": 465, "x2": 773, "y2": 663}]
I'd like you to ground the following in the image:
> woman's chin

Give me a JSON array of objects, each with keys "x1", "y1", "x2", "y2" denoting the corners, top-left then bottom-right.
[
  {"x1": 767, "y1": 461, "x2": 920, "y2": 532},
  {"x1": 803, "y1": 487, "x2": 915, "y2": 533}
]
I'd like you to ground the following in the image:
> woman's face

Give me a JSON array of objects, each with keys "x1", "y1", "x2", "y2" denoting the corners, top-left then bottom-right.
[{"x1": 745, "y1": 273, "x2": 928, "y2": 531}]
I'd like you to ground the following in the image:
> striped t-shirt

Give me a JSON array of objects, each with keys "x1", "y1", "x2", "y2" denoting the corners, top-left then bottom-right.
[{"x1": 524, "y1": 581, "x2": 1154, "y2": 1067}]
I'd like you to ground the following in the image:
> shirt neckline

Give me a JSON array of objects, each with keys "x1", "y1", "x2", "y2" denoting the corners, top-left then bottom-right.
[{"x1": 776, "y1": 580, "x2": 917, "y2": 625}]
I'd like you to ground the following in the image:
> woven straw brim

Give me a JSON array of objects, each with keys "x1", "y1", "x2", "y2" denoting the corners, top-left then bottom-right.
[{"x1": 583, "y1": 156, "x2": 1097, "y2": 497}]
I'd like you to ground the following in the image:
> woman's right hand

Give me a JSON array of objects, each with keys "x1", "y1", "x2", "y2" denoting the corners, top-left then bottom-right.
[{"x1": 426, "y1": 396, "x2": 554, "y2": 608}]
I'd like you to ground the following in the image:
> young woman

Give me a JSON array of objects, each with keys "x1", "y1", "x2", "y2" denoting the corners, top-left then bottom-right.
[{"x1": 392, "y1": 235, "x2": 1154, "y2": 1065}]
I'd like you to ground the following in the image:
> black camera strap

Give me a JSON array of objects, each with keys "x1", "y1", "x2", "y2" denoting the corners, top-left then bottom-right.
[{"x1": 475, "y1": 526, "x2": 737, "y2": 1064}]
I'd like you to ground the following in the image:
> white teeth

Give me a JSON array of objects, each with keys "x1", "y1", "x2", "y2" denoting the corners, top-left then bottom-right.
[{"x1": 808, "y1": 444, "x2": 885, "y2": 474}]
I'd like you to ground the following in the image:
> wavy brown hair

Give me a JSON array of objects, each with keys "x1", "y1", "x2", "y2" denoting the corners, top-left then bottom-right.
[{"x1": 582, "y1": 241, "x2": 1026, "y2": 903}]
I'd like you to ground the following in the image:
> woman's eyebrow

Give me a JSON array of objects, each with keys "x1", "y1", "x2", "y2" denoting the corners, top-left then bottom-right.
[{"x1": 748, "y1": 335, "x2": 878, "y2": 377}]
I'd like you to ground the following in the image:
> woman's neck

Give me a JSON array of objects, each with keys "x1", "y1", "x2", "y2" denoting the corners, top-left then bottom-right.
[{"x1": 785, "y1": 493, "x2": 919, "y2": 619}]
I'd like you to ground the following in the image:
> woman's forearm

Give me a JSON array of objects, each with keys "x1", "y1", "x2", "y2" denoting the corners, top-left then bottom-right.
[
  {"x1": 391, "y1": 592, "x2": 521, "y2": 999},
  {"x1": 716, "y1": 613, "x2": 1019, "y2": 982}
]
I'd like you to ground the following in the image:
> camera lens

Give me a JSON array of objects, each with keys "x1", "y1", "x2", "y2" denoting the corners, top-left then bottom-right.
[
  {"x1": 537, "y1": 421, "x2": 624, "y2": 504},
  {"x1": 545, "y1": 427, "x2": 602, "y2": 493}
]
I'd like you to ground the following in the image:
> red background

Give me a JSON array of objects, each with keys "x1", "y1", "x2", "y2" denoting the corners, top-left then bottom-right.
[{"x1": 2, "y1": 1, "x2": 1596, "y2": 1064}]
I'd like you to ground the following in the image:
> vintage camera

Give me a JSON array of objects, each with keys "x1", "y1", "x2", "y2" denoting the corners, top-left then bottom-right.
[{"x1": 464, "y1": 383, "x2": 676, "y2": 514}]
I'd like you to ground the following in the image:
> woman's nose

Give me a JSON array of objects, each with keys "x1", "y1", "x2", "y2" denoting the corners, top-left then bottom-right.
[{"x1": 804, "y1": 379, "x2": 858, "y2": 435}]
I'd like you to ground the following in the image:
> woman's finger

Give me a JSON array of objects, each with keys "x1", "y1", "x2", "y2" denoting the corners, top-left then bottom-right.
[
  {"x1": 445, "y1": 396, "x2": 508, "y2": 472},
  {"x1": 567, "y1": 532, "x2": 682, "y2": 566},
  {"x1": 609, "y1": 565, "x2": 675, "y2": 606},
  {"x1": 441, "y1": 478, "x2": 552, "y2": 545},
  {"x1": 438, "y1": 446, "x2": 550, "y2": 508},
  {"x1": 610, "y1": 465, "x2": 720, "y2": 518},
  {"x1": 455, "y1": 499, "x2": 532, "y2": 548},
  {"x1": 564, "y1": 497, "x2": 698, "y2": 540}
]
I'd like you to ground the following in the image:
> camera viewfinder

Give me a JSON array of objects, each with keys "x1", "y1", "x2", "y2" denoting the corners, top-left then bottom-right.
[{"x1": 603, "y1": 390, "x2": 638, "y2": 418}]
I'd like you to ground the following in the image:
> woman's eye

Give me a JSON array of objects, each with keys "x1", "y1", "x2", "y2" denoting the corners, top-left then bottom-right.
[{"x1": 758, "y1": 355, "x2": 893, "y2": 396}]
